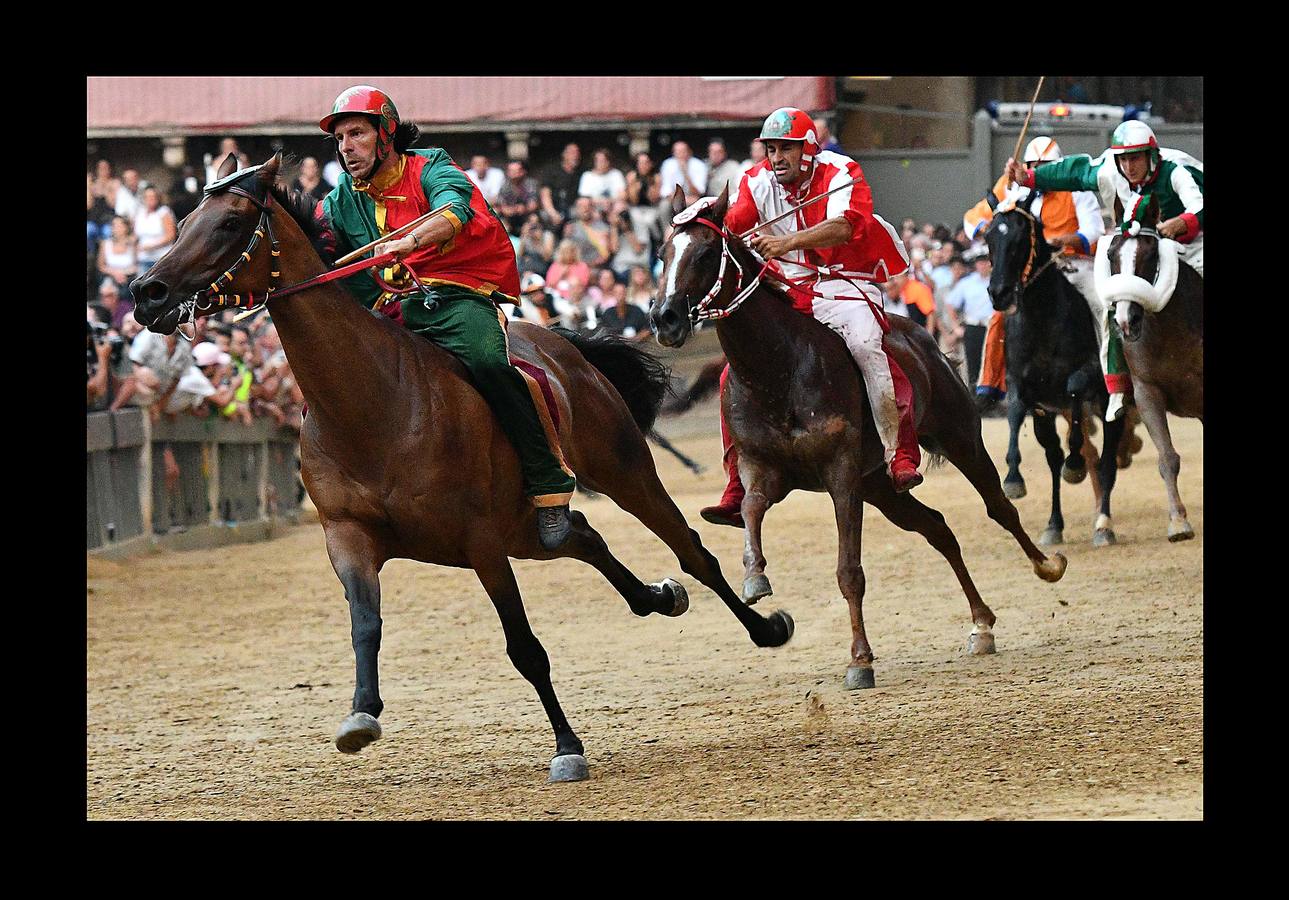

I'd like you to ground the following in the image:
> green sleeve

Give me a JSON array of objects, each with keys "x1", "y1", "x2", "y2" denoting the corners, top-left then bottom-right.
[
  {"x1": 1033, "y1": 154, "x2": 1102, "y2": 194},
  {"x1": 419, "y1": 153, "x2": 476, "y2": 228}
]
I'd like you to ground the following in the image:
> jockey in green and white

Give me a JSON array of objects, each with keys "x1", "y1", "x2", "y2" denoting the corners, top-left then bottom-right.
[{"x1": 1006, "y1": 120, "x2": 1202, "y2": 420}]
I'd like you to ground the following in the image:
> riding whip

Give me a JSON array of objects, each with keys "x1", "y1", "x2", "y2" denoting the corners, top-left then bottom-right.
[
  {"x1": 738, "y1": 176, "x2": 864, "y2": 239},
  {"x1": 1008, "y1": 76, "x2": 1046, "y2": 185},
  {"x1": 333, "y1": 202, "x2": 455, "y2": 265}
]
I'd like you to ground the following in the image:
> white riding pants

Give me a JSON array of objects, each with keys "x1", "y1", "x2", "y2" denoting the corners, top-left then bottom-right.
[{"x1": 809, "y1": 278, "x2": 900, "y2": 464}]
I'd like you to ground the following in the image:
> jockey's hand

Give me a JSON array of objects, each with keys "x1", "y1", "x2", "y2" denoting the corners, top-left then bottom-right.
[
  {"x1": 1158, "y1": 217, "x2": 1187, "y2": 240},
  {"x1": 373, "y1": 235, "x2": 418, "y2": 259},
  {"x1": 1047, "y1": 233, "x2": 1084, "y2": 252},
  {"x1": 749, "y1": 232, "x2": 795, "y2": 260},
  {"x1": 1004, "y1": 157, "x2": 1029, "y2": 187}
]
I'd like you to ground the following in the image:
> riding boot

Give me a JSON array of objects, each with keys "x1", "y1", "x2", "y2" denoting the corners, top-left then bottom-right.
[
  {"x1": 701, "y1": 377, "x2": 745, "y2": 527},
  {"x1": 887, "y1": 354, "x2": 923, "y2": 493}
]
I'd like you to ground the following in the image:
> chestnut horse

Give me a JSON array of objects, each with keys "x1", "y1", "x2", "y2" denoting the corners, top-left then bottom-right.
[
  {"x1": 651, "y1": 186, "x2": 1067, "y2": 690},
  {"x1": 1101, "y1": 194, "x2": 1203, "y2": 542},
  {"x1": 131, "y1": 154, "x2": 793, "y2": 784}
]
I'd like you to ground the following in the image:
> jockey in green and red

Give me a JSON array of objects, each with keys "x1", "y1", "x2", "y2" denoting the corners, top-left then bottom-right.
[{"x1": 314, "y1": 85, "x2": 577, "y2": 548}]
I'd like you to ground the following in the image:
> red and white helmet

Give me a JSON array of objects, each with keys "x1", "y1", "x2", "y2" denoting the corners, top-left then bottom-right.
[
  {"x1": 1023, "y1": 136, "x2": 1062, "y2": 164},
  {"x1": 759, "y1": 107, "x2": 820, "y2": 174},
  {"x1": 1109, "y1": 121, "x2": 1161, "y2": 182}
]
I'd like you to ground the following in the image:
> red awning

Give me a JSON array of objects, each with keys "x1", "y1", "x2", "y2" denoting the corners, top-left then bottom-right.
[{"x1": 87, "y1": 76, "x2": 834, "y2": 135}]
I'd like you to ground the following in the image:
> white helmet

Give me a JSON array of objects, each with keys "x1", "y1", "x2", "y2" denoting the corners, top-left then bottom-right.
[
  {"x1": 1108, "y1": 120, "x2": 1161, "y2": 182},
  {"x1": 1023, "y1": 136, "x2": 1062, "y2": 164}
]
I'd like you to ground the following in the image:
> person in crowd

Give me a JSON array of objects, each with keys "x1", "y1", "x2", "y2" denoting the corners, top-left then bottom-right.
[
  {"x1": 625, "y1": 265, "x2": 655, "y2": 312},
  {"x1": 888, "y1": 269, "x2": 936, "y2": 335},
  {"x1": 187, "y1": 342, "x2": 237, "y2": 418},
  {"x1": 577, "y1": 148, "x2": 626, "y2": 214},
  {"x1": 96, "y1": 215, "x2": 138, "y2": 302},
  {"x1": 816, "y1": 119, "x2": 843, "y2": 154},
  {"x1": 206, "y1": 137, "x2": 243, "y2": 186},
  {"x1": 659, "y1": 140, "x2": 707, "y2": 206},
  {"x1": 292, "y1": 156, "x2": 331, "y2": 203},
  {"x1": 625, "y1": 152, "x2": 660, "y2": 209},
  {"x1": 495, "y1": 160, "x2": 541, "y2": 235},
  {"x1": 88, "y1": 160, "x2": 118, "y2": 244},
  {"x1": 564, "y1": 196, "x2": 611, "y2": 267},
  {"x1": 944, "y1": 245, "x2": 995, "y2": 388},
  {"x1": 97, "y1": 277, "x2": 135, "y2": 331},
  {"x1": 598, "y1": 282, "x2": 652, "y2": 341},
  {"x1": 539, "y1": 142, "x2": 583, "y2": 231},
  {"x1": 741, "y1": 138, "x2": 767, "y2": 174},
  {"x1": 127, "y1": 325, "x2": 195, "y2": 420},
  {"x1": 168, "y1": 165, "x2": 204, "y2": 221},
  {"x1": 133, "y1": 186, "x2": 176, "y2": 278},
  {"x1": 567, "y1": 280, "x2": 597, "y2": 332},
  {"x1": 221, "y1": 325, "x2": 256, "y2": 423},
  {"x1": 515, "y1": 272, "x2": 570, "y2": 327},
  {"x1": 544, "y1": 239, "x2": 591, "y2": 302},
  {"x1": 86, "y1": 313, "x2": 135, "y2": 412},
  {"x1": 114, "y1": 169, "x2": 144, "y2": 220},
  {"x1": 466, "y1": 153, "x2": 506, "y2": 204},
  {"x1": 705, "y1": 138, "x2": 743, "y2": 199},
  {"x1": 608, "y1": 199, "x2": 651, "y2": 280},
  {"x1": 586, "y1": 267, "x2": 619, "y2": 311},
  {"x1": 516, "y1": 213, "x2": 555, "y2": 276}
]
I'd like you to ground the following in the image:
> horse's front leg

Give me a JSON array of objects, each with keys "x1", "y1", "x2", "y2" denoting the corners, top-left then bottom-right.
[
  {"x1": 325, "y1": 521, "x2": 387, "y2": 753},
  {"x1": 827, "y1": 469, "x2": 873, "y2": 689},
  {"x1": 1062, "y1": 402, "x2": 1088, "y2": 485},
  {"x1": 739, "y1": 460, "x2": 782, "y2": 605},
  {"x1": 1133, "y1": 380, "x2": 1195, "y2": 542},
  {"x1": 1003, "y1": 390, "x2": 1027, "y2": 499}
]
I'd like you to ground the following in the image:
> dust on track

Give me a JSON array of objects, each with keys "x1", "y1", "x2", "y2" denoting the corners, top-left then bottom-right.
[{"x1": 87, "y1": 406, "x2": 1202, "y2": 819}]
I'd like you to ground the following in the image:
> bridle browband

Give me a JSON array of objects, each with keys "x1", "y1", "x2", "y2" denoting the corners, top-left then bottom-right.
[{"x1": 172, "y1": 164, "x2": 430, "y2": 336}]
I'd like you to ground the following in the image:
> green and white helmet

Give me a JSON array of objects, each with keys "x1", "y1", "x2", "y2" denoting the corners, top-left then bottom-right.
[{"x1": 1109, "y1": 121, "x2": 1160, "y2": 180}]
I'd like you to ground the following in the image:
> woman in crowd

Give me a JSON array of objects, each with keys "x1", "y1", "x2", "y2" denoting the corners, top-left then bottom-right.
[
  {"x1": 609, "y1": 199, "x2": 652, "y2": 280},
  {"x1": 625, "y1": 152, "x2": 660, "y2": 208},
  {"x1": 516, "y1": 213, "x2": 555, "y2": 277},
  {"x1": 625, "y1": 265, "x2": 656, "y2": 311},
  {"x1": 97, "y1": 216, "x2": 139, "y2": 302},
  {"x1": 133, "y1": 186, "x2": 176, "y2": 278},
  {"x1": 544, "y1": 239, "x2": 591, "y2": 301}
]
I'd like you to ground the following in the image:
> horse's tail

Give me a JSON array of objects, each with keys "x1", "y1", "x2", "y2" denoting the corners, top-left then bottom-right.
[{"x1": 551, "y1": 327, "x2": 672, "y2": 434}]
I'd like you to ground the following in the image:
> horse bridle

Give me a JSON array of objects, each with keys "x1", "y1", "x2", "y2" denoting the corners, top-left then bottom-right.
[
  {"x1": 171, "y1": 166, "x2": 430, "y2": 337},
  {"x1": 1003, "y1": 205, "x2": 1060, "y2": 292},
  {"x1": 680, "y1": 217, "x2": 773, "y2": 322}
]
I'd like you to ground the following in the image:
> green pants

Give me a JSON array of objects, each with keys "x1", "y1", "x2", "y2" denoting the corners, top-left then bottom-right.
[
  {"x1": 1101, "y1": 310, "x2": 1132, "y2": 395},
  {"x1": 401, "y1": 287, "x2": 576, "y2": 504}
]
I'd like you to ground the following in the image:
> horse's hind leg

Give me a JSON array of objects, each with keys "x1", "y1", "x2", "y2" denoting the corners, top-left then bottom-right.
[
  {"x1": 937, "y1": 416, "x2": 1068, "y2": 582},
  {"x1": 591, "y1": 442, "x2": 794, "y2": 648},
  {"x1": 861, "y1": 471, "x2": 998, "y2": 656},
  {"x1": 471, "y1": 553, "x2": 589, "y2": 782},
  {"x1": 739, "y1": 465, "x2": 784, "y2": 606},
  {"x1": 1032, "y1": 411, "x2": 1068, "y2": 547},
  {"x1": 1133, "y1": 380, "x2": 1195, "y2": 542},
  {"x1": 1091, "y1": 412, "x2": 1126, "y2": 546},
  {"x1": 324, "y1": 521, "x2": 387, "y2": 754},
  {"x1": 1062, "y1": 405, "x2": 1088, "y2": 484},
  {"x1": 555, "y1": 510, "x2": 688, "y2": 617},
  {"x1": 828, "y1": 471, "x2": 876, "y2": 689},
  {"x1": 1002, "y1": 390, "x2": 1028, "y2": 499}
]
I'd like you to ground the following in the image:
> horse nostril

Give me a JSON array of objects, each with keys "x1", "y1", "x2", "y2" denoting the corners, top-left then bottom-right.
[
  {"x1": 659, "y1": 308, "x2": 681, "y2": 331},
  {"x1": 134, "y1": 276, "x2": 170, "y2": 307}
]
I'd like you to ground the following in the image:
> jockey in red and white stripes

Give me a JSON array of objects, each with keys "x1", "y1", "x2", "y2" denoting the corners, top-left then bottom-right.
[{"x1": 701, "y1": 107, "x2": 922, "y2": 529}]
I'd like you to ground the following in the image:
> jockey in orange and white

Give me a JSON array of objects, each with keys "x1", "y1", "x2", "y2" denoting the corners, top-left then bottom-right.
[
  {"x1": 963, "y1": 136, "x2": 1104, "y2": 407},
  {"x1": 701, "y1": 107, "x2": 920, "y2": 528}
]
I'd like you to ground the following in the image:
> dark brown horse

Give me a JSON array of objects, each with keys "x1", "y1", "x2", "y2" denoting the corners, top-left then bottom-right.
[
  {"x1": 1102, "y1": 194, "x2": 1203, "y2": 541},
  {"x1": 650, "y1": 186, "x2": 1067, "y2": 690},
  {"x1": 131, "y1": 154, "x2": 793, "y2": 784}
]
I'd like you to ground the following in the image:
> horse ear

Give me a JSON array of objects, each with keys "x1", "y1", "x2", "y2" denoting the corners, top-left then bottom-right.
[
  {"x1": 671, "y1": 185, "x2": 687, "y2": 217},
  {"x1": 1145, "y1": 193, "x2": 1161, "y2": 225},
  {"x1": 259, "y1": 153, "x2": 282, "y2": 188},
  {"x1": 216, "y1": 152, "x2": 238, "y2": 181},
  {"x1": 711, "y1": 183, "x2": 730, "y2": 222},
  {"x1": 1113, "y1": 196, "x2": 1124, "y2": 225}
]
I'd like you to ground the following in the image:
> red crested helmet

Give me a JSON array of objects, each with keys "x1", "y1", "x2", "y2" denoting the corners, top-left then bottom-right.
[
  {"x1": 759, "y1": 107, "x2": 820, "y2": 174},
  {"x1": 320, "y1": 85, "x2": 401, "y2": 164}
]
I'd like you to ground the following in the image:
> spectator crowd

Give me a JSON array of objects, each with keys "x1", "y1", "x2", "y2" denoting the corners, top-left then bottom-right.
[{"x1": 88, "y1": 130, "x2": 1000, "y2": 422}]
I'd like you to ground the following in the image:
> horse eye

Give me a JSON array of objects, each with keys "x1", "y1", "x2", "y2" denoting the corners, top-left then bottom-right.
[{"x1": 218, "y1": 218, "x2": 241, "y2": 231}]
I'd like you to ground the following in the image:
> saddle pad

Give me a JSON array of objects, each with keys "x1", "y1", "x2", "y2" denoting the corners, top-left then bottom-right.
[{"x1": 510, "y1": 356, "x2": 561, "y2": 433}]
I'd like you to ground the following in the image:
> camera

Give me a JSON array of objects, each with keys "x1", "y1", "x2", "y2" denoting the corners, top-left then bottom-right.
[{"x1": 87, "y1": 319, "x2": 126, "y2": 368}]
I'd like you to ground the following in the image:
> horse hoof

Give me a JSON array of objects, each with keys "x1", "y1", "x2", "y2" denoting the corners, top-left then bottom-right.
[
  {"x1": 772, "y1": 610, "x2": 795, "y2": 644},
  {"x1": 967, "y1": 630, "x2": 996, "y2": 655},
  {"x1": 1061, "y1": 463, "x2": 1087, "y2": 485},
  {"x1": 1093, "y1": 528, "x2": 1117, "y2": 548},
  {"x1": 658, "y1": 578, "x2": 689, "y2": 617},
  {"x1": 1117, "y1": 455, "x2": 1133, "y2": 470},
  {"x1": 334, "y1": 712, "x2": 382, "y2": 754},
  {"x1": 549, "y1": 754, "x2": 589, "y2": 783},
  {"x1": 743, "y1": 574, "x2": 773, "y2": 605},
  {"x1": 1168, "y1": 520, "x2": 1195, "y2": 542},
  {"x1": 1038, "y1": 528, "x2": 1063, "y2": 547},
  {"x1": 1033, "y1": 553, "x2": 1067, "y2": 583},
  {"x1": 844, "y1": 666, "x2": 876, "y2": 690},
  {"x1": 1003, "y1": 480, "x2": 1027, "y2": 500}
]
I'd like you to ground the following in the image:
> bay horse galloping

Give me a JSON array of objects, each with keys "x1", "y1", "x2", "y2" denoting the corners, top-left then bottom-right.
[
  {"x1": 1100, "y1": 194, "x2": 1203, "y2": 542},
  {"x1": 985, "y1": 195, "x2": 1131, "y2": 547},
  {"x1": 651, "y1": 186, "x2": 1067, "y2": 690},
  {"x1": 131, "y1": 154, "x2": 793, "y2": 785}
]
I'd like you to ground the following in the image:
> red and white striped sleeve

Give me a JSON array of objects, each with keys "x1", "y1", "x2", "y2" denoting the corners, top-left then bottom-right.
[
  {"x1": 823, "y1": 157, "x2": 873, "y2": 239},
  {"x1": 724, "y1": 169, "x2": 760, "y2": 235}
]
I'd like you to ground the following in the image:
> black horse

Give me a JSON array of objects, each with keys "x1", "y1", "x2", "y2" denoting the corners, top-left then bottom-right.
[{"x1": 985, "y1": 195, "x2": 1126, "y2": 547}]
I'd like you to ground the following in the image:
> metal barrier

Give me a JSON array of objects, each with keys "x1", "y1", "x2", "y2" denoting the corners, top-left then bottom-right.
[{"x1": 87, "y1": 409, "x2": 302, "y2": 553}]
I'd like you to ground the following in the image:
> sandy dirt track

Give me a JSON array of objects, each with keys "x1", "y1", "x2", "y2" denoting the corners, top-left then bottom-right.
[{"x1": 87, "y1": 397, "x2": 1203, "y2": 820}]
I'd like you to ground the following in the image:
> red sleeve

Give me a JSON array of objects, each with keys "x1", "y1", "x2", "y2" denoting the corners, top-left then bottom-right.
[
  {"x1": 836, "y1": 160, "x2": 873, "y2": 237},
  {"x1": 1179, "y1": 212, "x2": 1200, "y2": 243},
  {"x1": 724, "y1": 171, "x2": 760, "y2": 235}
]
